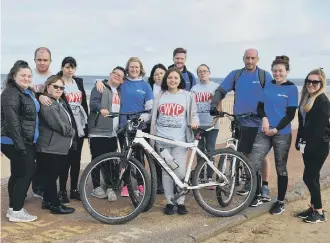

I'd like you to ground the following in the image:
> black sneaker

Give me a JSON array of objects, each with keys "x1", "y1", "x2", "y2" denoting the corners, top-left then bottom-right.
[
  {"x1": 33, "y1": 190, "x2": 44, "y2": 199},
  {"x1": 269, "y1": 201, "x2": 285, "y2": 215},
  {"x1": 296, "y1": 207, "x2": 313, "y2": 219},
  {"x1": 58, "y1": 190, "x2": 70, "y2": 204},
  {"x1": 304, "y1": 211, "x2": 327, "y2": 223},
  {"x1": 70, "y1": 189, "x2": 81, "y2": 201},
  {"x1": 177, "y1": 204, "x2": 188, "y2": 215},
  {"x1": 250, "y1": 195, "x2": 263, "y2": 207},
  {"x1": 164, "y1": 204, "x2": 175, "y2": 215},
  {"x1": 41, "y1": 201, "x2": 51, "y2": 210},
  {"x1": 237, "y1": 181, "x2": 251, "y2": 196}
]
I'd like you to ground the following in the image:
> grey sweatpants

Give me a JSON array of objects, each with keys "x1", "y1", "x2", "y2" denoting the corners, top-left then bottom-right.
[{"x1": 156, "y1": 143, "x2": 187, "y2": 205}]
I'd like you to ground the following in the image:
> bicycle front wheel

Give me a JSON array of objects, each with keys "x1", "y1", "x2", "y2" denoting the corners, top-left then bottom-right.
[
  {"x1": 192, "y1": 148, "x2": 256, "y2": 217},
  {"x1": 79, "y1": 152, "x2": 151, "y2": 224}
]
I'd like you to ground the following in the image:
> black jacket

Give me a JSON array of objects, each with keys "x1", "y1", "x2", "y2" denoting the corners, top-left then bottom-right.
[
  {"x1": 297, "y1": 93, "x2": 330, "y2": 150},
  {"x1": 1, "y1": 83, "x2": 38, "y2": 154}
]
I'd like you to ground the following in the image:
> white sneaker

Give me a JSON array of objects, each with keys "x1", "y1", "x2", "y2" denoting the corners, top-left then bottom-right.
[
  {"x1": 6, "y1": 208, "x2": 13, "y2": 218},
  {"x1": 91, "y1": 186, "x2": 107, "y2": 199},
  {"x1": 106, "y1": 188, "x2": 117, "y2": 202},
  {"x1": 9, "y1": 209, "x2": 37, "y2": 222}
]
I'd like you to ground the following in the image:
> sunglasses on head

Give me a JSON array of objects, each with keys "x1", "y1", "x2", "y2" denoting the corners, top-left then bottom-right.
[
  {"x1": 52, "y1": 84, "x2": 65, "y2": 91},
  {"x1": 305, "y1": 79, "x2": 321, "y2": 87}
]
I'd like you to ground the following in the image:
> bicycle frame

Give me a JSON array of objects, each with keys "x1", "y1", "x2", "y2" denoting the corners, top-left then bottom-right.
[{"x1": 130, "y1": 129, "x2": 229, "y2": 190}]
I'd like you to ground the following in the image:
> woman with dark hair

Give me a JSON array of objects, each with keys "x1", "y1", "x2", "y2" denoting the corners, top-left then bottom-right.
[
  {"x1": 57, "y1": 56, "x2": 88, "y2": 203},
  {"x1": 96, "y1": 57, "x2": 153, "y2": 197},
  {"x1": 250, "y1": 56, "x2": 298, "y2": 215},
  {"x1": 36, "y1": 75, "x2": 75, "y2": 214},
  {"x1": 87, "y1": 66, "x2": 125, "y2": 200},
  {"x1": 295, "y1": 68, "x2": 330, "y2": 223},
  {"x1": 147, "y1": 63, "x2": 167, "y2": 194},
  {"x1": 1, "y1": 60, "x2": 39, "y2": 222},
  {"x1": 150, "y1": 68, "x2": 199, "y2": 215},
  {"x1": 148, "y1": 64, "x2": 167, "y2": 97}
]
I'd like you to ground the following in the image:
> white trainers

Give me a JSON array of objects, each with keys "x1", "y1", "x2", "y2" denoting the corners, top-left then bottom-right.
[
  {"x1": 9, "y1": 209, "x2": 37, "y2": 222},
  {"x1": 91, "y1": 186, "x2": 107, "y2": 199},
  {"x1": 106, "y1": 188, "x2": 117, "y2": 202},
  {"x1": 6, "y1": 208, "x2": 13, "y2": 218}
]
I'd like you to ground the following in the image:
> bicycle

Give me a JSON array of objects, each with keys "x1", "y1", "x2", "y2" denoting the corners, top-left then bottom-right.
[
  {"x1": 215, "y1": 111, "x2": 258, "y2": 207},
  {"x1": 80, "y1": 110, "x2": 257, "y2": 224}
]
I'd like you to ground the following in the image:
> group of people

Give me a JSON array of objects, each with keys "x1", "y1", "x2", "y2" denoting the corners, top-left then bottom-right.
[{"x1": 1, "y1": 46, "x2": 329, "y2": 224}]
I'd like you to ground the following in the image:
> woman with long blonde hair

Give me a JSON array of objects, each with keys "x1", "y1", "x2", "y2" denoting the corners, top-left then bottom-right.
[{"x1": 295, "y1": 68, "x2": 330, "y2": 223}]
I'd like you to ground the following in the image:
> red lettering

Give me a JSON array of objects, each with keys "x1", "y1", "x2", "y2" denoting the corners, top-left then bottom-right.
[
  {"x1": 195, "y1": 92, "x2": 212, "y2": 102},
  {"x1": 65, "y1": 92, "x2": 82, "y2": 103},
  {"x1": 112, "y1": 94, "x2": 120, "y2": 105},
  {"x1": 159, "y1": 103, "x2": 185, "y2": 116}
]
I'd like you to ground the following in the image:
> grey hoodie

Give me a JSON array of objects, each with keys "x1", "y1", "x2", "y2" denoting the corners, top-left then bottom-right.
[
  {"x1": 36, "y1": 97, "x2": 75, "y2": 155},
  {"x1": 88, "y1": 82, "x2": 120, "y2": 137},
  {"x1": 150, "y1": 89, "x2": 199, "y2": 147}
]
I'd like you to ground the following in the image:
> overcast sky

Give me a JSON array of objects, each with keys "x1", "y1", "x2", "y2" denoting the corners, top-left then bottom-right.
[{"x1": 1, "y1": 0, "x2": 330, "y2": 77}]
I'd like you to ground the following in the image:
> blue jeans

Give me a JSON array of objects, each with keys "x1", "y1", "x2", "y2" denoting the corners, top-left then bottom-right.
[{"x1": 197, "y1": 129, "x2": 219, "y2": 179}]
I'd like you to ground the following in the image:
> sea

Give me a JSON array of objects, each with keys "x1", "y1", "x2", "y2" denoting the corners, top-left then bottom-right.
[{"x1": 1, "y1": 74, "x2": 329, "y2": 95}]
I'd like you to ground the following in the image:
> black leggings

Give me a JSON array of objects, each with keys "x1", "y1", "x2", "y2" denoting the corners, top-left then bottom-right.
[
  {"x1": 303, "y1": 142, "x2": 329, "y2": 209},
  {"x1": 250, "y1": 132, "x2": 291, "y2": 201},
  {"x1": 37, "y1": 152, "x2": 67, "y2": 206},
  {"x1": 59, "y1": 137, "x2": 84, "y2": 191},
  {"x1": 89, "y1": 137, "x2": 118, "y2": 188},
  {"x1": 1, "y1": 144, "x2": 36, "y2": 211}
]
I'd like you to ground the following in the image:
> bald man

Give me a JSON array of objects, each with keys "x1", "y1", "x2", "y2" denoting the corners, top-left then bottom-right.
[{"x1": 210, "y1": 49, "x2": 273, "y2": 205}]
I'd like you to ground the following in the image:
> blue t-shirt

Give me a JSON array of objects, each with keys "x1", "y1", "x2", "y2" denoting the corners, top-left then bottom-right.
[
  {"x1": 260, "y1": 81, "x2": 298, "y2": 135},
  {"x1": 119, "y1": 78, "x2": 153, "y2": 127},
  {"x1": 1, "y1": 89, "x2": 40, "y2": 144},
  {"x1": 220, "y1": 67, "x2": 273, "y2": 127}
]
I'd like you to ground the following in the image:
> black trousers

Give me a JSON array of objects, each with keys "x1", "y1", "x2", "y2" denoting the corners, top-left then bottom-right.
[
  {"x1": 89, "y1": 137, "x2": 118, "y2": 189},
  {"x1": 303, "y1": 142, "x2": 329, "y2": 209},
  {"x1": 1, "y1": 144, "x2": 36, "y2": 211},
  {"x1": 36, "y1": 152, "x2": 67, "y2": 206},
  {"x1": 59, "y1": 137, "x2": 84, "y2": 191}
]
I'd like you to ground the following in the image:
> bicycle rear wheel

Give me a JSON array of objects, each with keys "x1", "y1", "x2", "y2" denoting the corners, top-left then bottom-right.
[
  {"x1": 192, "y1": 148, "x2": 256, "y2": 217},
  {"x1": 79, "y1": 152, "x2": 151, "y2": 224}
]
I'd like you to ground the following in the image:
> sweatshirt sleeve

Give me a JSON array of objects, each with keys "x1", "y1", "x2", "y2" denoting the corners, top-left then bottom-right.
[
  {"x1": 190, "y1": 93, "x2": 199, "y2": 125},
  {"x1": 90, "y1": 87, "x2": 102, "y2": 112}
]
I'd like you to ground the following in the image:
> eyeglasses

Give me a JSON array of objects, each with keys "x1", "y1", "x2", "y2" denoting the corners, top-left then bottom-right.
[
  {"x1": 112, "y1": 72, "x2": 124, "y2": 79},
  {"x1": 51, "y1": 84, "x2": 65, "y2": 91},
  {"x1": 305, "y1": 79, "x2": 321, "y2": 87},
  {"x1": 198, "y1": 70, "x2": 209, "y2": 74}
]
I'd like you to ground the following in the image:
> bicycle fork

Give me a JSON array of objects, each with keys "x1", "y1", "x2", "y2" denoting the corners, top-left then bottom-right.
[{"x1": 114, "y1": 147, "x2": 133, "y2": 190}]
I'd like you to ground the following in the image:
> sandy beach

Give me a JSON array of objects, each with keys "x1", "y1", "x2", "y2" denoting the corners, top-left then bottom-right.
[{"x1": 1, "y1": 92, "x2": 329, "y2": 180}]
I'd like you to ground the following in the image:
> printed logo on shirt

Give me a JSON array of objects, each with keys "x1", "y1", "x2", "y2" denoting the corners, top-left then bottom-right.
[
  {"x1": 194, "y1": 92, "x2": 212, "y2": 103},
  {"x1": 278, "y1": 94, "x2": 288, "y2": 98},
  {"x1": 65, "y1": 92, "x2": 82, "y2": 103},
  {"x1": 136, "y1": 90, "x2": 146, "y2": 94},
  {"x1": 112, "y1": 93, "x2": 120, "y2": 105},
  {"x1": 252, "y1": 81, "x2": 260, "y2": 84},
  {"x1": 159, "y1": 103, "x2": 185, "y2": 116}
]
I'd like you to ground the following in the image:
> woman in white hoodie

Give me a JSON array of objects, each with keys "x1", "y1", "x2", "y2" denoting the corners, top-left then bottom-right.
[{"x1": 150, "y1": 68, "x2": 199, "y2": 215}]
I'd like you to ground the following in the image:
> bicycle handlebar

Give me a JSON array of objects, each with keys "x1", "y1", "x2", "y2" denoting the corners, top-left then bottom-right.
[
  {"x1": 94, "y1": 110, "x2": 151, "y2": 127},
  {"x1": 103, "y1": 109, "x2": 152, "y2": 118},
  {"x1": 211, "y1": 110, "x2": 258, "y2": 120}
]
